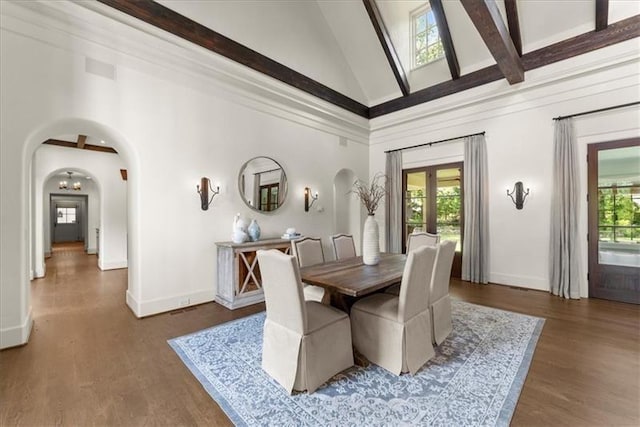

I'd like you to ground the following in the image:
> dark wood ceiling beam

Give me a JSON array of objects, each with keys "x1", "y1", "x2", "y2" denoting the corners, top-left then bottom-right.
[
  {"x1": 596, "y1": 0, "x2": 609, "y2": 31},
  {"x1": 44, "y1": 139, "x2": 118, "y2": 154},
  {"x1": 504, "y1": 0, "x2": 522, "y2": 56},
  {"x1": 77, "y1": 134, "x2": 87, "y2": 149},
  {"x1": 521, "y1": 14, "x2": 639, "y2": 71},
  {"x1": 362, "y1": 0, "x2": 410, "y2": 96},
  {"x1": 370, "y1": 65, "x2": 503, "y2": 117},
  {"x1": 430, "y1": 0, "x2": 460, "y2": 80},
  {"x1": 460, "y1": 0, "x2": 524, "y2": 84},
  {"x1": 371, "y1": 15, "x2": 640, "y2": 118},
  {"x1": 97, "y1": 0, "x2": 369, "y2": 118}
]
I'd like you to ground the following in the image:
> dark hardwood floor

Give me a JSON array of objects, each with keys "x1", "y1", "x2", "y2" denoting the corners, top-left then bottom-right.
[{"x1": 1, "y1": 243, "x2": 638, "y2": 426}]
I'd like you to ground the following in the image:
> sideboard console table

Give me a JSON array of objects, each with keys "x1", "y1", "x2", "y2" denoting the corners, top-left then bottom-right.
[{"x1": 215, "y1": 238, "x2": 292, "y2": 309}]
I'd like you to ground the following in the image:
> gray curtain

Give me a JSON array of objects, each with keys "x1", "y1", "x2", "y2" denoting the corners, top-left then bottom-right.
[
  {"x1": 385, "y1": 151, "x2": 403, "y2": 253},
  {"x1": 462, "y1": 134, "x2": 490, "y2": 284},
  {"x1": 550, "y1": 119, "x2": 581, "y2": 299}
]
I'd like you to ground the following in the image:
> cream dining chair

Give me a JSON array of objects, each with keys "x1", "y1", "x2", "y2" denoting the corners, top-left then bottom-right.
[
  {"x1": 350, "y1": 245, "x2": 437, "y2": 375},
  {"x1": 429, "y1": 240, "x2": 456, "y2": 345},
  {"x1": 330, "y1": 234, "x2": 357, "y2": 260},
  {"x1": 291, "y1": 237, "x2": 327, "y2": 303},
  {"x1": 385, "y1": 240, "x2": 457, "y2": 345},
  {"x1": 385, "y1": 231, "x2": 441, "y2": 296},
  {"x1": 256, "y1": 249, "x2": 354, "y2": 394}
]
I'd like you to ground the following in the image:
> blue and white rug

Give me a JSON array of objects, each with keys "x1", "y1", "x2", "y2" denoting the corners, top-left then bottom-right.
[{"x1": 168, "y1": 301, "x2": 544, "y2": 426}]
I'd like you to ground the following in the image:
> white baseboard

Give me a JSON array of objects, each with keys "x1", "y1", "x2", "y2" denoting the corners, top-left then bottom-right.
[
  {"x1": 35, "y1": 264, "x2": 46, "y2": 278},
  {"x1": 133, "y1": 289, "x2": 216, "y2": 318},
  {"x1": 490, "y1": 273, "x2": 549, "y2": 292},
  {"x1": 86, "y1": 247, "x2": 97, "y2": 255},
  {"x1": 0, "y1": 308, "x2": 33, "y2": 349},
  {"x1": 30, "y1": 269, "x2": 34, "y2": 280},
  {"x1": 98, "y1": 259, "x2": 128, "y2": 270}
]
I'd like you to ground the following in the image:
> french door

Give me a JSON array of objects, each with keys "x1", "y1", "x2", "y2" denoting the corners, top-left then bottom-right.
[
  {"x1": 587, "y1": 138, "x2": 640, "y2": 304},
  {"x1": 402, "y1": 163, "x2": 463, "y2": 277}
]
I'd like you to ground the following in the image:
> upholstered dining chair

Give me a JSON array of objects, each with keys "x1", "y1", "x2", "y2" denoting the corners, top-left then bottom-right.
[
  {"x1": 384, "y1": 231, "x2": 441, "y2": 296},
  {"x1": 330, "y1": 234, "x2": 356, "y2": 260},
  {"x1": 407, "y1": 231, "x2": 440, "y2": 253},
  {"x1": 291, "y1": 237, "x2": 327, "y2": 303},
  {"x1": 350, "y1": 245, "x2": 437, "y2": 375},
  {"x1": 429, "y1": 240, "x2": 456, "y2": 345},
  {"x1": 256, "y1": 249, "x2": 354, "y2": 394}
]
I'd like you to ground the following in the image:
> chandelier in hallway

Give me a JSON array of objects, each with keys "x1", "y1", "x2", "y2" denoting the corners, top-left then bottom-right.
[{"x1": 59, "y1": 171, "x2": 81, "y2": 191}]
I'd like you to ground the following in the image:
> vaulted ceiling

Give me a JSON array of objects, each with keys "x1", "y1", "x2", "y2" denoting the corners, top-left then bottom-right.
[{"x1": 98, "y1": 0, "x2": 640, "y2": 119}]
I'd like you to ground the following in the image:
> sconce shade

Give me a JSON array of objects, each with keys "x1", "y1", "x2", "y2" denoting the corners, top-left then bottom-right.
[
  {"x1": 197, "y1": 177, "x2": 219, "y2": 211},
  {"x1": 304, "y1": 187, "x2": 318, "y2": 212},
  {"x1": 507, "y1": 181, "x2": 530, "y2": 210}
]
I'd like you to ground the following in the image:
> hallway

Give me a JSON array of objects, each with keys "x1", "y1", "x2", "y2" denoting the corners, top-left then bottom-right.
[
  {"x1": 0, "y1": 245, "x2": 258, "y2": 426},
  {"x1": 0, "y1": 245, "x2": 638, "y2": 425}
]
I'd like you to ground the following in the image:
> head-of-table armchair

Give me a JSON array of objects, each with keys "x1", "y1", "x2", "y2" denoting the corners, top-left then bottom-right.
[
  {"x1": 256, "y1": 249, "x2": 354, "y2": 394},
  {"x1": 350, "y1": 245, "x2": 437, "y2": 375}
]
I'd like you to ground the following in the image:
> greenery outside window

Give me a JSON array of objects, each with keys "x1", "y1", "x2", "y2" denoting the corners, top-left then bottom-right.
[
  {"x1": 411, "y1": 3, "x2": 444, "y2": 69},
  {"x1": 598, "y1": 185, "x2": 640, "y2": 243}
]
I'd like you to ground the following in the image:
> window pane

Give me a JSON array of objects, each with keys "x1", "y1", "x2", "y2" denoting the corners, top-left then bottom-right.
[
  {"x1": 415, "y1": 31, "x2": 426, "y2": 51},
  {"x1": 436, "y1": 168, "x2": 462, "y2": 251},
  {"x1": 415, "y1": 13, "x2": 426, "y2": 33}
]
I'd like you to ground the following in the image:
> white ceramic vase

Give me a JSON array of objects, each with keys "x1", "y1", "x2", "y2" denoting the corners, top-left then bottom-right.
[{"x1": 362, "y1": 214, "x2": 380, "y2": 265}]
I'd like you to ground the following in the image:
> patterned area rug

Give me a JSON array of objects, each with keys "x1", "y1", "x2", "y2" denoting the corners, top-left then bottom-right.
[{"x1": 169, "y1": 301, "x2": 544, "y2": 426}]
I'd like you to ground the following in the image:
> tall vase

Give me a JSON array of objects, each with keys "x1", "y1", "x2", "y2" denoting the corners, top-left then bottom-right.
[
  {"x1": 362, "y1": 214, "x2": 380, "y2": 265},
  {"x1": 248, "y1": 219, "x2": 261, "y2": 241}
]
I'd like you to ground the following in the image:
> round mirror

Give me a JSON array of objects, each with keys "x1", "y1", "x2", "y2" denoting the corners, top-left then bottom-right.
[{"x1": 238, "y1": 156, "x2": 288, "y2": 212}]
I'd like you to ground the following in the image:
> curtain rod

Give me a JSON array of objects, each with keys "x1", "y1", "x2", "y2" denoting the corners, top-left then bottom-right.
[
  {"x1": 553, "y1": 101, "x2": 640, "y2": 121},
  {"x1": 384, "y1": 131, "x2": 485, "y2": 154}
]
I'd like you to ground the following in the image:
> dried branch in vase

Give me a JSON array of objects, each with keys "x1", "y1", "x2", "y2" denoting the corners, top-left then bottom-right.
[{"x1": 352, "y1": 172, "x2": 388, "y2": 216}]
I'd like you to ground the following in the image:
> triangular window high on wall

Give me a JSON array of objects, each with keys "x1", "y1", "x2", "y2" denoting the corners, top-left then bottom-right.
[{"x1": 411, "y1": 3, "x2": 444, "y2": 69}]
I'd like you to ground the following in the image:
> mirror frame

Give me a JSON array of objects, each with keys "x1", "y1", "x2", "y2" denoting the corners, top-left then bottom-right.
[{"x1": 237, "y1": 156, "x2": 288, "y2": 213}]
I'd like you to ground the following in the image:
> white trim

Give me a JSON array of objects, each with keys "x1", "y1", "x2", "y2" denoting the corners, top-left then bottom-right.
[
  {"x1": 98, "y1": 260, "x2": 127, "y2": 271},
  {"x1": 86, "y1": 247, "x2": 97, "y2": 255},
  {"x1": 490, "y1": 273, "x2": 549, "y2": 292},
  {"x1": 34, "y1": 263, "x2": 45, "y2": 278},
  {"x1": 0, "y1": 307, "x2": 33, "y2": 349},
  {"x1": 130, "y1": 289, "x2": 217, "y2": 318}
]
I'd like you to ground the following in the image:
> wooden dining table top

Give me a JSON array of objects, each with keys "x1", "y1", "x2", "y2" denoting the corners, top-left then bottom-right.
[{"x1": 299, "y1": 253, "x2": 407, "y2": 297}]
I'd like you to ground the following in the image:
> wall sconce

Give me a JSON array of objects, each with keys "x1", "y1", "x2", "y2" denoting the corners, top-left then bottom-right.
[
  {"x1": 304, "y1": 187, "x2": 318, "y2": 212},
  {"x1": 507, "y1": 181, "x2": 530, "y2": 210},
  {"x1": 197, "y1": 177, "x2": 219, "y2": 211}
]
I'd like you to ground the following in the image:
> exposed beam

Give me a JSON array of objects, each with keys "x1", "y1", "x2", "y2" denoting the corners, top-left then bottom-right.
[
  {"x1": 460, "y1": 0, "x2": 524, "y2": 84},
  {"x1": 370, "y1": 65, "x2": 503, "y2": 117},
  {"x1": 521, "y1": 14, "x2": 640, "y2": 71},
  {"x1": 596, "y1": 0, "x2": 609, "y2": 32},
  {"x1": 362, "y1": 0, "x2": 410, "y2": 96},
  {"x1": 77, "y1": 134, "x2": 87, "y2": 149},
  {"x1": 43, "y1": 139, "x2": 118, "y2": 154},
  {"x1": 504, "y1": 0, "x2": 522, "y2": 56},
  {"x1": 430, "y1": 0, "x2": 460, "y2": 80},
  {"x1": 97, "y1": 0, "x2": 369, "y2": 118},
  {"x1": 370, "y1": 15, "x2": 640, "y2": 118}
]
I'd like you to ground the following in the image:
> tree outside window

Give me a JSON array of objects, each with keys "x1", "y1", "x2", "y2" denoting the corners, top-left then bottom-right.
[{"x1": 413, "y1": 5, "x2": 444, "y2": 68}]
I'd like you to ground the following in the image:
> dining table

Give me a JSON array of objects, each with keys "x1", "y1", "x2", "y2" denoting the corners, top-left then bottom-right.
[{"x1": 299, "y1": 252, "x2": 407, "y2": 311}]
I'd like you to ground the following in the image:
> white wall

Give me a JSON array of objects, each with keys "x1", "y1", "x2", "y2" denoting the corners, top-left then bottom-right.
[
  {"x1": 33, "y1": 144, "x2": 127, "y2": 277},
  {"x1": 370, "y1": 40, "x2": 640, "y2": 297},
  {"x1": 0, "y1": 1, "x2": 369, "y2": 348}
]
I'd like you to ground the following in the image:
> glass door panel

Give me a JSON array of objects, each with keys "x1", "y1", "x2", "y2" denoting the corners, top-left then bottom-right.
[
  {"x1": 436, "y1": 168, "x2": 462, "y2": 252},
  {"x1": 588, "y1": 139, "x2": 640, "y2": 304},
  {"x1": 596, "y1": 146, "x2": 640, "y2": 268},
  {"x1": 403, "y1": 163, "x2": 463, "y2": 277},
  {"x1": 405, "y1": 171, "x2": 428, "y2": 236}
]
